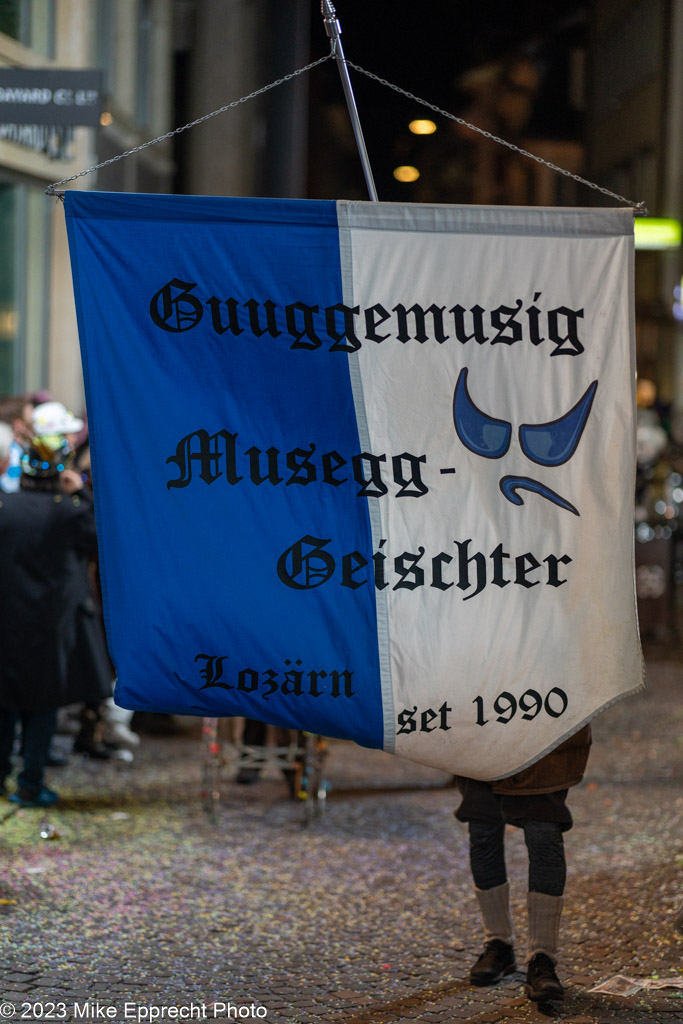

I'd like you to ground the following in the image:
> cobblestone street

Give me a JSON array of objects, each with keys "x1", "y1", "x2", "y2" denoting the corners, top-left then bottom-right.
[{"x1": 1, "y1": 652, "x2": 682, "y2": 1024}]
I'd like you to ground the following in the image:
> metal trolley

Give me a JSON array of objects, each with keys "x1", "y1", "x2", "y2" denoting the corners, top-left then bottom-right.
[{"x1": 200, "y1": 717, "x2": 329, "y2": 824}]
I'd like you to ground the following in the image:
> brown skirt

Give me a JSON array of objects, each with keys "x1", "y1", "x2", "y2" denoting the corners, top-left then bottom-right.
[{"x1": 454, "y1": 776, "x2": 573, "y2": 831}]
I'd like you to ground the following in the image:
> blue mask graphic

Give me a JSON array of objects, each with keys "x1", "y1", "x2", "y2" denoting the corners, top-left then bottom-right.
[
  {"x1": 453, "y1": 368, "x2": 512, "y2": 459},
  {"x1": 453, "y1": 368, "x2": 598, "y2": 515},
  {"x1": 518, "y1": 381, "x2": 598, "y2": 467}
]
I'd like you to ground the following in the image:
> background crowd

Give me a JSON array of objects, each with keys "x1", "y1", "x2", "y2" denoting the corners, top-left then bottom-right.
[{"x1": 0, "y1": 391, "x2": 140, "y2": 809}]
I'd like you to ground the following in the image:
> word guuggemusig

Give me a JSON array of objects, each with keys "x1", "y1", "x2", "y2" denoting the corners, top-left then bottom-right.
[{"x1": 150, "y1": 279, "x2": 586, "y2": 356}]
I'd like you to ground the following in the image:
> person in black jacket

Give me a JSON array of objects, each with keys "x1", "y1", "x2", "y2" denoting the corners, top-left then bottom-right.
[{"x1": 0, "y1": 402, "x2": 113, "y2": 807}]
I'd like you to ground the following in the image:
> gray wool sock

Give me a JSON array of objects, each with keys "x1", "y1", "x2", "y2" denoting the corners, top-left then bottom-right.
[
  {"x1": 527, "y1": 891, "x2": 564, "y2": 963},
  {"x1": 474, "y1": 882, "x2": 514, "y2": 946}
]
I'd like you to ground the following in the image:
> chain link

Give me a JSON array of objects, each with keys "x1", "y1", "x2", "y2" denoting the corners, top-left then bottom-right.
[
  {"x1": 45, "y1": 54, "x2": 334, "y2": 197},
  {"x1": 347, "y1": 61, "x2": 648, "y2": 214}
]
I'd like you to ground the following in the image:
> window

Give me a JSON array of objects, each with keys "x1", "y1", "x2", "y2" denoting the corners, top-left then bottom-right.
[
  {"x1": 0, "y1": 181, "x2": 50, "y2": 395},
  {"x1": 0, "y1": 184, "x2": 17, "y2": 394},
  {"x1": 95, "y1": 0, "x2": 116, "y2": 96},
  {"x1": 0, "y1": 0, "x2": 56, "y2": 57},
  {"x1": 137, "y1": 0, "x2": 153, "y2": 127}
]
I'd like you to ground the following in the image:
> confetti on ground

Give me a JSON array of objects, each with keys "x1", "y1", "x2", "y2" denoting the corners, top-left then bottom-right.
[{"x1": 1, "y1": 656, "x2": 682, "y2": 1022}]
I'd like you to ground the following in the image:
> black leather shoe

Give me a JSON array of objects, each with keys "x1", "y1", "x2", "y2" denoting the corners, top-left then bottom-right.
[
  {"x1": 470, "y1": 939, "x2": 516, "y2": 986},
  {"x1": 525, "y1": 953, "x2": 564, "y2": 1002}
]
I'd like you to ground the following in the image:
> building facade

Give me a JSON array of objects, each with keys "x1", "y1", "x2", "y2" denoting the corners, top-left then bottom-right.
[
  {"x1": 0, "y1": 0, "x2": 174, "y2": 411},
  {"x1": 0, "y1": 0, "x2": 312, "y2": 411},
  {"x1": 588, "y1": 0, "x2": 683, "y2": 414}
]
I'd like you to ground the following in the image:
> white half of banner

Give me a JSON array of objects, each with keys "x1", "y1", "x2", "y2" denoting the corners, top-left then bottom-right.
[
  {"x1": 66, "y1": 194, "x2": 644, "y2": 780},
  {"x1": 338, "y1": 203, "x2": 643, "y2": 777}
]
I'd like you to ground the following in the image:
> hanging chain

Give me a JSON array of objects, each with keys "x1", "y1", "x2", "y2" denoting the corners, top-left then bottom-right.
[
  {"x1": 45, "y1": 54, "x2": 333, "y2": 197},
  {"x1": 47, "y1": 49, "x2": 648, "y2": 214},
  {"x1": 348, "y1": 61, "x2": 648, "y2": 214}
]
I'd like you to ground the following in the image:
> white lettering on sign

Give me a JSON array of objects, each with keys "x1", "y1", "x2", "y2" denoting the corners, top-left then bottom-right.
[{"x1": 0, "y1": 87, "x2": 53, "y2": 104}]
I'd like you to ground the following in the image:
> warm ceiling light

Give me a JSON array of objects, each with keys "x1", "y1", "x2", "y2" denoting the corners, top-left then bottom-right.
[
  {"x1": 409, "y1": 119, "x2": 437, "y2": 135},
  {"x1": 393, "y1": 165, "x2": 420, "y2": 183},
  {"x1": 99, "y1": 111, "x2": 113, "y2": 127}
]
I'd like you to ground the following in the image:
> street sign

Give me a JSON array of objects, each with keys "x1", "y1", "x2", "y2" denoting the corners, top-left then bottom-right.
[{"x1": 0, "y1": 68, "x2": 103, "y2": 126}]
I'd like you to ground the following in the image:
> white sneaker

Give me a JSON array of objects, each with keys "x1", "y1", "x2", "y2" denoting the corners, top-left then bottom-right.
[
  {"x1": 101, "y1": 698, "x2": 140, "y2": 749},
  {"x1": 110, "y1": 748, "x2": 135, "y2": 763}
]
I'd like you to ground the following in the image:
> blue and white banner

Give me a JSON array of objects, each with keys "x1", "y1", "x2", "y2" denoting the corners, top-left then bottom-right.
[{"x1": 66, "y1": 192, "x2": 643, "y2": 779}]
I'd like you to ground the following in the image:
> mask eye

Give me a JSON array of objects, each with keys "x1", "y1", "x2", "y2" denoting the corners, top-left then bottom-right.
[
  {"x1": 453, "y1": 367, "x2": 512, "y2": 459},
  {"x1": 519, "y1": 380, "x2": 598, "y2": 467}
]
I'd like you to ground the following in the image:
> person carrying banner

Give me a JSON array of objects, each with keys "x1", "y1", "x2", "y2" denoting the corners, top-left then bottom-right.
[
  {"x1": 0, "y1": 401, "x2": 113, "y2": 806},
  {"x1": 455, "y1": 723, "x2": 591, "y2": 1003}
]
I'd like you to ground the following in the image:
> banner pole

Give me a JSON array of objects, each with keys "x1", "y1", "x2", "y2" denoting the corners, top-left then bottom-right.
[{"x1": 321, "y1": 1, "x2": 379, "y2": 201}]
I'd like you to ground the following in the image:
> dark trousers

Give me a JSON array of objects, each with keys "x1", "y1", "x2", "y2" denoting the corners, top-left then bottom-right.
[
  {"x1": 469, "y1": 819, "x2": 566, "y2": 896},
  {"x1": 456, "y1": 777, "x2": 570, "y2": 897},
  {"x1": 0, "y1": 709, "x2": 57, "y2": 793}
]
